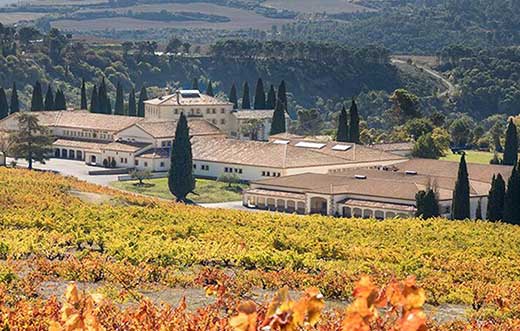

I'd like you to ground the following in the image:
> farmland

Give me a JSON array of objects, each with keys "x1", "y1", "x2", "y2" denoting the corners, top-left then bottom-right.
[{"x1": 262, "y1": 0, "x2": 375, "y2": 14}]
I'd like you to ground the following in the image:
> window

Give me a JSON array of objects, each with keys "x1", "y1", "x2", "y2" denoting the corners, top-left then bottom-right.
[
  {"x1": 239, "y1": 169, "x2": 243, "y2": 174},
  {"x1": 193, "y1": 164, "x2": 197, "y2": 169},
  {"x1": 221, "y1": 119, "x2": 226, "y2": 125},
  {"x1": 201, "y1": 165, "x2": 209, "y2": 171},
  {"x1": 144, "y1": 162, "x2": 148, "y2": 167},
  {"x1": 174, "y1": 109, "x2": 178, "y2": 115},
  {"x1": 120, "y1": 158, "x2": 124, "y2": 163},
  {"x1": 206, "y1": 109, "x2": 210, "y2": 114},
  {"x1": 135, "y1": 160, "x2": 139, "y2": 166},
  {"x1": 160, "y1": 162, "x2": 165, "y2": 168},
  {"x1": 212, "y1": 119, "x2": 217, "y2": 124},
  {"x1": 212, "y1": 109, "x2": 216, "y2": 114},
  {"x1": 221, "y1": 108, "x2": 225, "y2": 114}
]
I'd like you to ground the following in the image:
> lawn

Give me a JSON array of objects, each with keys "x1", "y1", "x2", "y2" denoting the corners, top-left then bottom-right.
[
  {"x1": 441, "y1": 150, "x2": 496, "y2": 164},
  {"x1": 111, "y1": 177, "x2": 247, "y2": 203}
]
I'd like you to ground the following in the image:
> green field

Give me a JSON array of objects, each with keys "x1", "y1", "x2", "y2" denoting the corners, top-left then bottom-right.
[
  {"x1": 441, "y1": 150, "x2": 496, "y2": 164},
  {"x1": 111, "y1": 177, "x2": 247, "y2": 203}
]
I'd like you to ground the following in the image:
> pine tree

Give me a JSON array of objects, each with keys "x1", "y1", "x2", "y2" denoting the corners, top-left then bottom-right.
[
  {"x1": 80, "y1": 78, "x2": 88, "y2": 110},
  {"x1": 90, "y1": 84, "x2": 99, "y2": 113},
  {"x1": 137, "y1": 86, "x2": 148, "y2": 118},
  {"x1": 229, "y1": 83, "x2": 238, "y2": 109},
  {"x1": 415, "y1": 189, "x2": 440, "y2": 219},
  {"x1": 266, "y1": 84, "x2": 276, "y2": 109},
  {"x1": 30, "y1": 81, "x2": 44, "y2": 111},
  {"x1": 242, "y1": 81, "x2": 251, "y2": 109},
  {"x1": 0, "y1": 88, "x2": 8, "y2": 120},
  {"x1": 336, "y1": 106, "x2": 349, "y2": 142},
  {"x1": 451, "y1": 153, "x2": 470, "y2": 220},
  {"x1": 98, "y1": 78, "x2": 109, "y2": 114},
  {"x1": 44, "y1": 85, "x2": 54, "y2": 111},
  {"x1": 168, "y1": 112, "x2": 195, "y2": 202},
  {"x1": 192, "y1": 78, "x2": 199, "y2": 90},
  {"x1": 487, "y1": 174, "x2": 506, "y2": 221},
  {"x1": 10, "y1": 82, "x2": 19, "y2": 114},
  {"x1": 128, "y1": 87, "x2": 137, "y2": 117},
  {"x1": 54, "y1": 89, "x2": 66, "y2": 110},
  {"x1": 503, "y1": 119, "x2": 518, "y2": 166},
  {"x1": 504, "y1": 165, "x2": 520, "y2": 225},
  {"x1": 254, "y1": 78, "x2": 266, "y2": 110},
  {"x1": 206, "y1": 80, "x2": 214, "y2": 97},
  {"x1": 270, "y1": 98, "x2": 286, "y2": 135},
  {"x1": 115, "y1": 82, "x2": 125, "y2": 115},
  {"x1": 349, "y1": 98, "x2": 360, "y2": 143}
]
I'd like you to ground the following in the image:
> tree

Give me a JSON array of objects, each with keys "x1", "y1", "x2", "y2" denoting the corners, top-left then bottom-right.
[
  {"x1": 349, "y1": 98, "x2": 360, "y2": 143},
  {"x1": 336, "y1": 106, "x2": 349, "y2": 142},
  {"x1": 218, "y1": 173, "x2": 240, "y2": 188},
  {"x1": 503, "y1": 119, "x2": 518, "y2": 166},
  {"x1": 114, "y1": 82, "x2": 125, "y2": 115},
  {"x1": 165, "y1": 37, "x2": 182, "y2": 54},
  {"x1": 450, "y1": 116, "x2": 475, "y2": 147},
  {"x1": 487, "y1": 174, "x2": 506, "y2": 221},
  {"x1": 389, "y1": 89, "x2": 420, "y2": 123},
  {"x1": 0, "y1": 88, "x2": 8, "y2": 120},
  {"x1": 412, "y1": 133, "x2": 445, "y2": 159},
  {"x1": 242, "y1": 81, "x2": 251, "y2": 109},
  {"x1": 504, "y1": 165, "x2": 520, "y2": 225},
  {"x1": 54, "y1": 89, "x2": 66, "y2": 110},
  {"x1": 44, "y1": 85, "x2": 54, "y2": 111},
  {"x1": 130, "y1": 169, "x2": 151, "y2": 186},
  {"x1": 90, "y1": 84, "x2": 99, "y2": 113},
  {"x1": 137, "y1": 86, "x2": 148, "y2": 117},
  {"x1": 415, "y1": 189, "x2": 440, "y2": 219},
  {"x1": 98, "y1": 78, "x2": 109, "y2": 114},
  {"x1": 80, "y1": 79, "x2": 88, "y2": 110},
  {"x1": 128, "y1": 87, "x2": 137, "y2": 117},
  {"x1": 229, "y1": 83, "x2": 238, "y2": 109},
  {"x1": 266, "y1": 84, "x2": 276, "y2": 109},
  {"x1": 192, "y1": 78, "x2": 199, "y2": 90},
  {"x1": 404, "y1": 118, "x2": 434, "y2": 140},
  {"x1": 240, "y1": 119, "x2": 264, "y2": 141},
  {"x1": 10, "y1": 82, "x2": 19, "y2": 114},
  {"x1": 254, "y1": 78, "x2": 266, "y2": 110},
  {"x1": 206, "y1": 80, "x2": 214, "y2": 97},
  {"x1": 8, "y1": 113, "x2": 53, "y2": 170},
  {"x1": 277, "y1": 81, "x2": 287, "y2": 114},
  {"x1": 451, "y1": 153, "x2": 470, "y2": 220},
  {"x1": 30, "y1": 81, "x2": 44, "y2": 111},
  {"x1": 270, "y1": 99, "x2": 286, "y2": 135},
  {"x1": 168, "y1": 113, "x2": 195, "y2": 202}
]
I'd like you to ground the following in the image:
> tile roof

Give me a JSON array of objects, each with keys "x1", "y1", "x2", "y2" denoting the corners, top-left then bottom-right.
[
  {"x1": 370, "y1": 142, "x2": 414, "y2": 152},
  {"x1": 144, "y1": 91, "x2": 233, "y2": 106},
  {"x1": 340, "y1": 199, "x2": 417, "y2": 213},
  {"x1": 136, "y1": 148, "x2": 170, "y2": 159},
  {"x1": 53, "y1": 139, "x2": 151, "y2": 153},
  {"x1": 233, "y1": 110, "x2": 282, "y2": 120},
  {"x1": 104, "y1": 141, "x2": 150, "y2": 153},
  {"x1": 246, "y1": 188, "x2": 306, "y2": 200},
  {"x1": 137, "y1": 119, "x2": 224, "y2": 138}
]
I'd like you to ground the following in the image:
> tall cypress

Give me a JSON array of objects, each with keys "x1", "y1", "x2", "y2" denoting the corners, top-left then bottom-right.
[
  {"x1": 206, "y1": 80, "x2": 214, "y2": 97},
  {"x1": 30, "y1": 81, "x2": 44, "y2": 111},
  {"x1": 98, "y1": 78, "x2": 108, "y2": 114},
  {"x1": 266, "y1": 84, "x2": 276, "y2": 109},
  {"x1": 0, "y1": 88, "x2": 8, "y2": 120},
  {"x1": 349, "y1": 98, "x2": 360, "y2": 143},
  {"x1": 270, "y1": 98, "x2": 286, "y2": 135},
  {"x1": 115, "y1": 82, "x2": 125, "y2": 115},
  {"x1": 254, "y1": 78, "x2": 266, "y2": 110},
  {"x1": 106, "y1": 95, "x2": 112, "y2": 115},
  {"x1": 229, "y1": 83, "x2": 238, "y2": 109},
  {"x1": 168, "y1": 112, "x2": 195, "y2": 202},
  {"x1": 504, "y1": 165, "x2": 520, "y2": 225},
  {"x1": 503, "y1": 119, "x2": 518, "y2": 166},
  {"x1": 80, "y1": 78, "x2": 88, "y2": 110},
  {"x1": 242, "y1": 81, "x2": 251, "y2": 109},
  {"x1": 415, "y1": 189, "x2": 440, "y2": 219},
  {"x1": 128, "y1": 87, "x2": 137, "y2": 117},
  {"x1": 90, "y1": 84, "x2": 99, "y2": 113},
  {"x1": 487, "y1": 174, "x2": 506, "y2": 221},
  {"x1": 336, "y1": 106, "x2": 349, "y2": 142},
  {"x1": 277, "y1": 80, "x2": 287, "y2": 113},
  {"x1": 451, "y1": 153, "x2": 470, "y2": 220},
  {"x1": 54, "y1": 89, "x2": 66, "y2": 110},
  {"x1": 137, "y1": 86, "x2": 148, "y2": 118},
  {"x1": 44, "y1": 85, "x2": 54, "y2": 111},
  {"x1": 192, "y1": 78, "x2": 199, "y2": 90},
  {"x1": 10, "y1": 82, "x2": 19, "y2": 114}
]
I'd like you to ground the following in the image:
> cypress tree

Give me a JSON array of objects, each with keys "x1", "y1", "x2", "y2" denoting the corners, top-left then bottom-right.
[
  {"x1": 106, "y1": 95, "x2": 112, "y2": 115},
  {"x1": 44, "y1": 85, "x2": 54, "y2": 111},
  {"x1": 487, "y1": 174, "x2": 506, "y2": 221},
  {"x1": 30, "y1": 81, "x2": 44, "y2": 111},
  {"x1": 504, "y1": 165, "x2": 520, "y2": 225},
  {"x1": 242, "y1": 81, "x2": 251, "y2": 109},
  {"x1": 10, "y1": 82, "x2": 19, "y2": 114},
  {"x1": 80, "y1": 78, "x2": 88, "y2": 110},
  {"x1": 0, "y1": 88, "x2": 8, "y2": 120},
  {"x1": 206, "y1": 80, "x2": 214, "y2": 97},
  {"x1": 90, "y1": 84, "x2": 99, "y2": 113},
  {"x1": 451, "y1": 153, "x2": 470, "y2": 220},
  {"x1": 128, "y1": 87, "x2": 137, "y2": 117},
  {"x1": 137, "y1": 86, "x2": 148, "y2": 118},
  {"x1": 266, "y1": 84, "x2": 276, "y2": 109},
  {"x1": 229, "y1": 83, "x2": 238, "y2": 109},
  {"x1": 98, "y1": 78, "x2": 108, "y2": 114},
  {"x1": 254, "y1": 78, "x2": 266, "y2": 110},
  {"x1": 415, "y1": 189, "x2": 440, "y2": 219},
  {"x1": 503, "y1": 119, "x2": 518, "y2": 166},
  {"x1": 349, "y1": 98, "x2": 360, "y2": 143},
  {"x1": 192, "y1": 78, "x2": 199, "y2": 90},
  {"x1": 54, "y1": 89, "x2": 66, "y2": 110},
  {"x1": 115, "y1": 82, "x2": 125, "y2": 115},
  {"x1": 336, "y1": 106, "x2": 349, "y2": 142},
  {"x1": 168, "y1": 112, "x2": 195, "y2": 202},
  {"x1": 277, "y1": 80, "x2": 287, "y2": 113},
  {"x1": 270, "y1": 98, "x2": 286, "y2": 135}
]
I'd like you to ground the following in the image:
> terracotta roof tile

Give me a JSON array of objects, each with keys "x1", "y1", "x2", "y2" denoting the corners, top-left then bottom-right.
[
  {"x1": 137, "y1": 119, "x2": 224, "y2": 138},
  {"x1": 144, "y1": 91, "x2": 233, "y2": 106}
]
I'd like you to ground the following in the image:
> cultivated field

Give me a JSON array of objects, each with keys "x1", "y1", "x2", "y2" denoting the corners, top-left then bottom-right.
[
  {"x1": 0, "y1": 12, "x2": 46, "y2": 24},
  {"x1": 262, "y1": 0, "x2": 375, "y2": 14}
]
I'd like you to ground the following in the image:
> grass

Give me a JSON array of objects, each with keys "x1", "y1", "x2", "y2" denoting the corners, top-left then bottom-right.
[
  {"x1": 111, "y1": 177, "x2": 247, "y2": 203},
  {"x1": 441, "y1": 150, "x2": 496, "y2": 164}
]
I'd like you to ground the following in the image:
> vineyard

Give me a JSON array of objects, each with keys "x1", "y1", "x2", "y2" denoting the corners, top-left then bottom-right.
[{"x1": 0, "y1": 168, "x2": 520, "y2": 329}]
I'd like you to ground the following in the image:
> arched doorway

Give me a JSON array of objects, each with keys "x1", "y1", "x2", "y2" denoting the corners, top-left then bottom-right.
[
  {"x1": 310, "y1": 197, "x2": 328, "y2": 215},
  {"x1": 54, "y1": 149, "x2": 60, "y2": 158},
  {"x1": 61, "y1": 149, "x2": 68, "y2": 158},
  {"x1": 77, "y1": 151, "x2": 83, "y2": 160}
]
